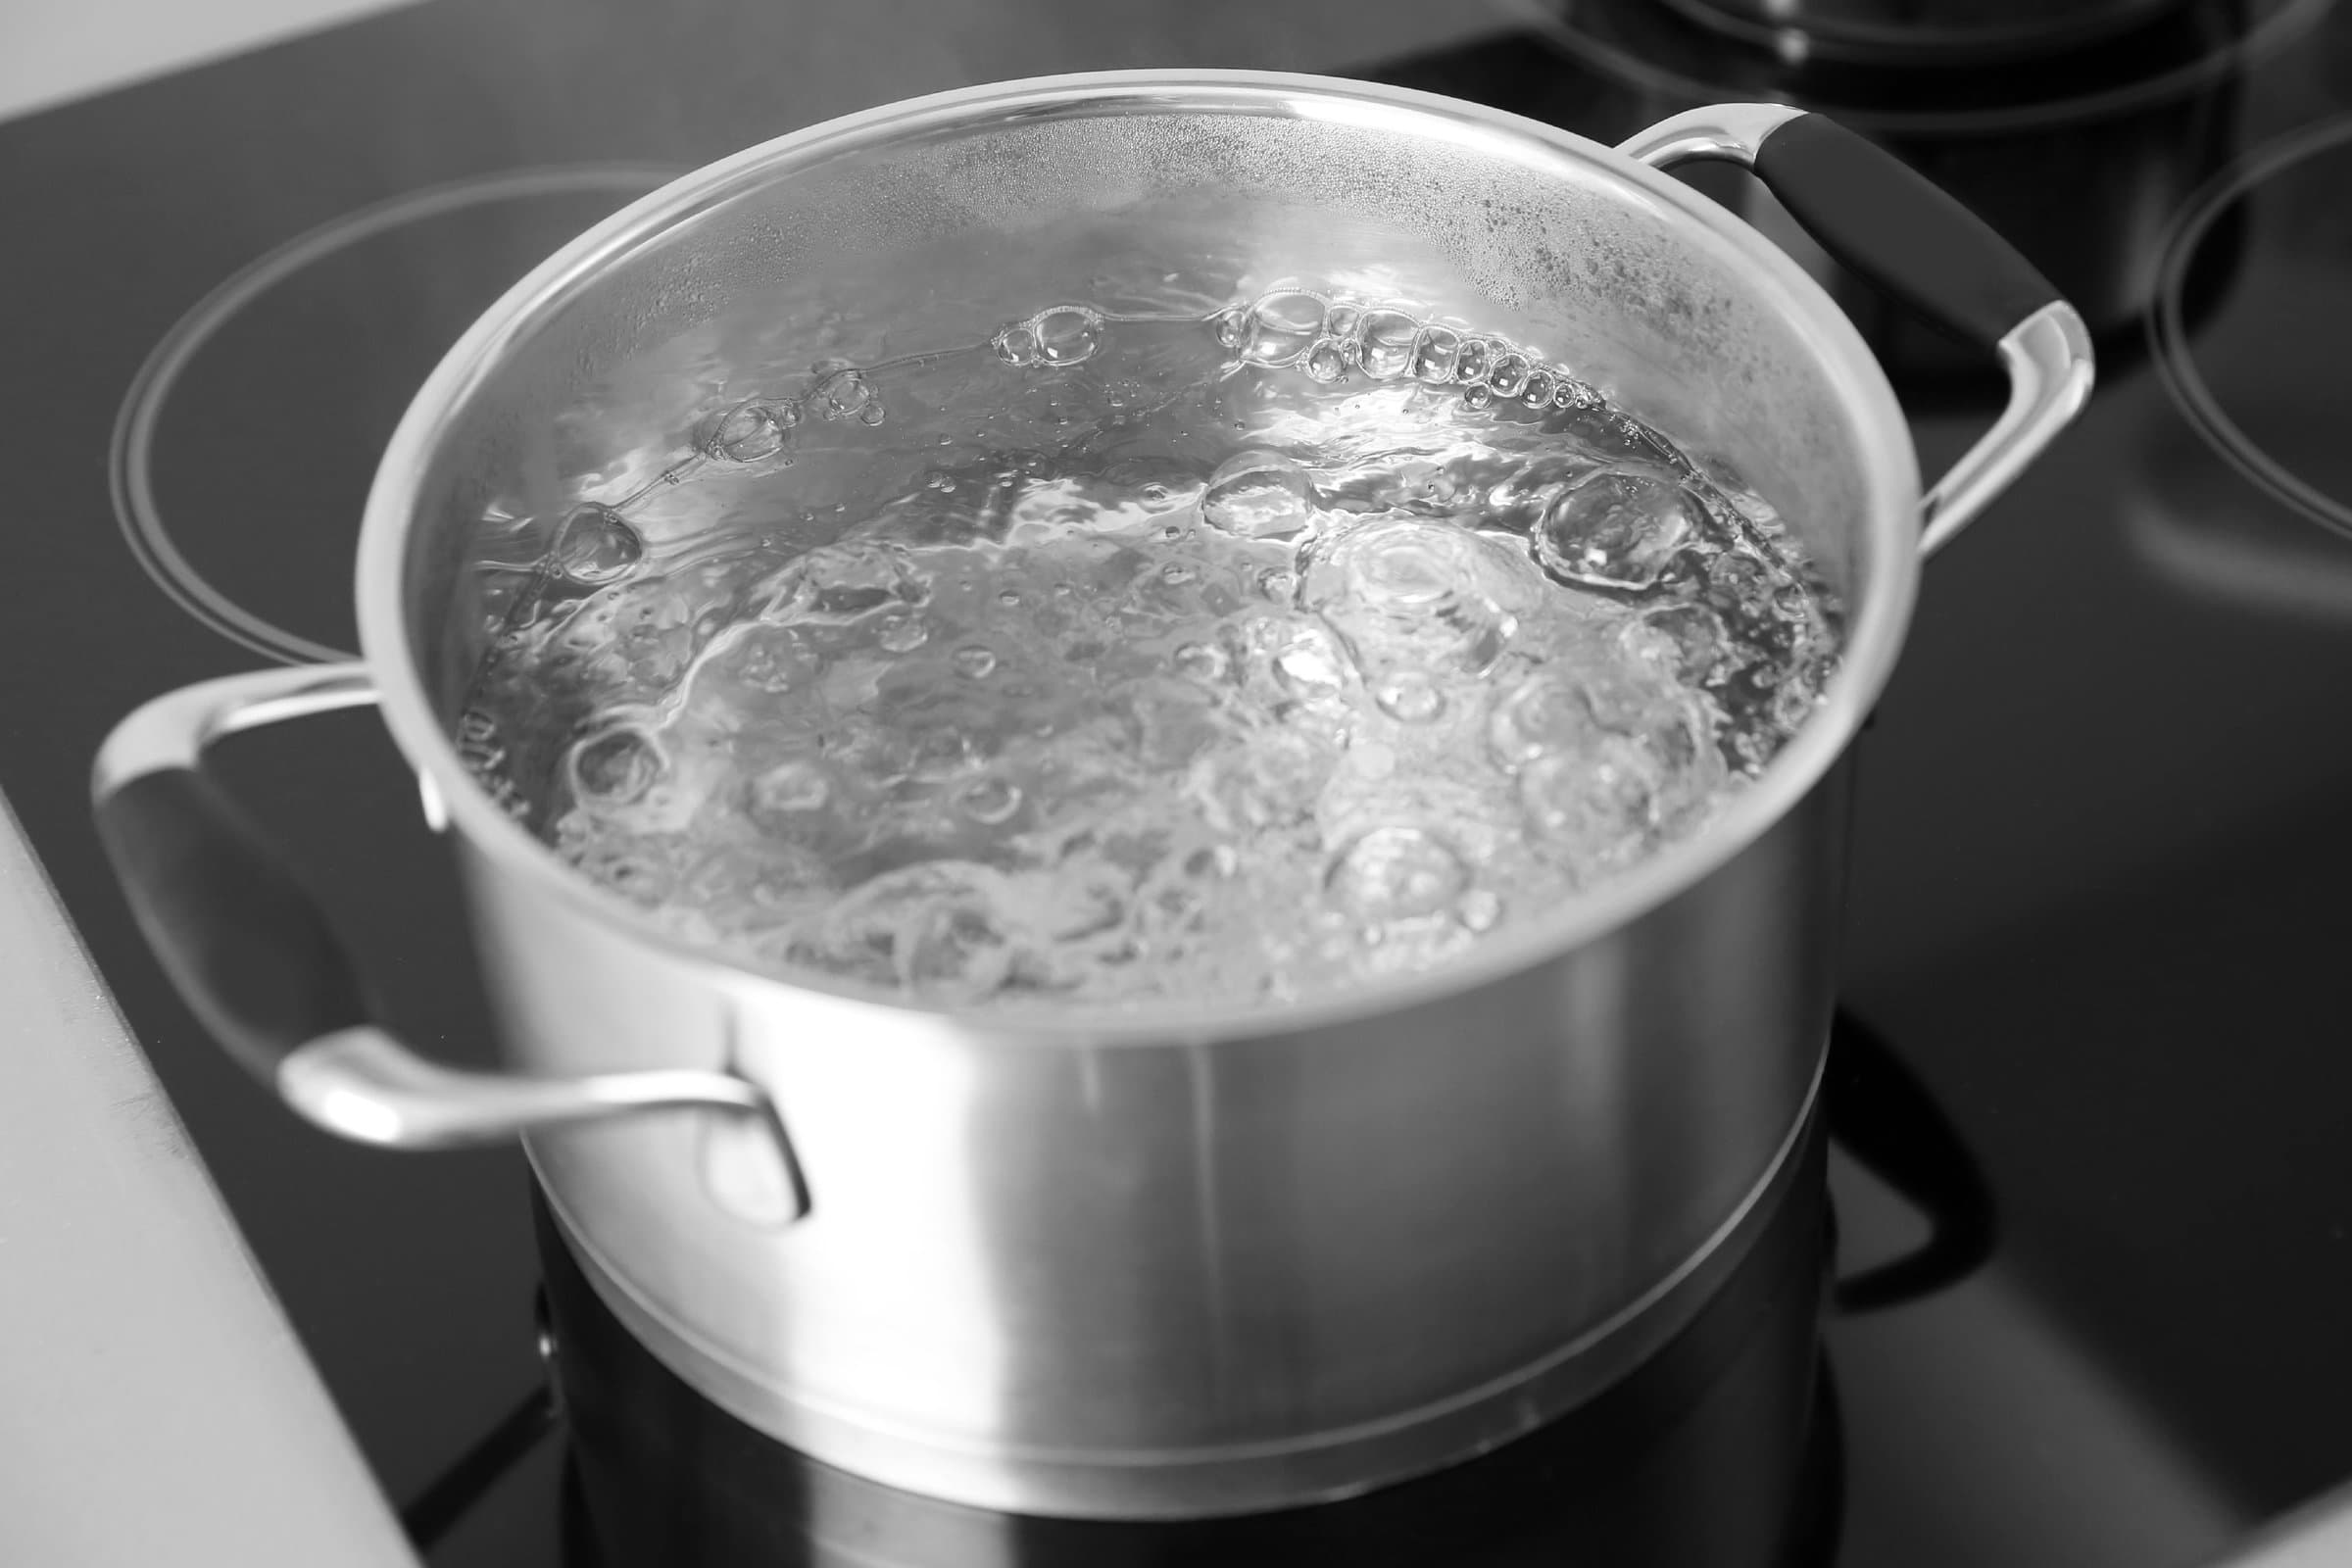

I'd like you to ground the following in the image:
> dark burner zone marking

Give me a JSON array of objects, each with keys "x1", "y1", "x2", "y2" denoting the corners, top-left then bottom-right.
[{"x1": 110, "y1": 167, "x2": 676, "y2": 664}]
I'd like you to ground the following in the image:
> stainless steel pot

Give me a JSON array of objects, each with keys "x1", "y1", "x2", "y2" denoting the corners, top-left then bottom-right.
[{"x1": 92, "y1": 74, "x2": 2089, "y2": 1519}]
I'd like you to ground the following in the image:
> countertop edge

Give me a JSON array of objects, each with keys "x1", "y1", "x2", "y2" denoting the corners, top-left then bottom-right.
[{"x1": 0, "y1": 788, "x2": 418, "y2": 1567}]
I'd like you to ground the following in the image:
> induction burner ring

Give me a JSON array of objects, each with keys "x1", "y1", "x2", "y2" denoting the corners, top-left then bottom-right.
[
  {"x1": 109, "y1": 165, "x2": 677, "y2": 666},
  {"x1": 2151, "y1": 116, "x2": 2352, "y2": 543}
]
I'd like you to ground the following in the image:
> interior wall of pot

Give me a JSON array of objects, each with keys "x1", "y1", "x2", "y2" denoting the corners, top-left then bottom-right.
[{"x1": 396, "y1": 93, "x2": 1897, "y2": 762}]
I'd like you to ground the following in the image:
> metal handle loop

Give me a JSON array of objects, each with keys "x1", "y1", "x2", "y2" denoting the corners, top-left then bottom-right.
[
  {"x1": 93, "y1": 662, "x2": 806, "y2": 1220},
  {"x1": 1619, "y1": 104, "x2": 2094, "y2": 557}
]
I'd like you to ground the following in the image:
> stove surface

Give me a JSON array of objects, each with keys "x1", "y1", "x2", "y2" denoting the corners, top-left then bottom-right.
[{"x1": 3, "y1": 1, "x2": 2351, "y2": 1563}]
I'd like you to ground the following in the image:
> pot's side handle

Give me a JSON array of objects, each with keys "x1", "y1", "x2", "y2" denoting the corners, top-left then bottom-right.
[
  {"x1": 1619, "y1": 104, "x2": 2094, "y2": 558},
  {"x1": 92, "y1": 665, "x2": 807, "y2": 1222}
]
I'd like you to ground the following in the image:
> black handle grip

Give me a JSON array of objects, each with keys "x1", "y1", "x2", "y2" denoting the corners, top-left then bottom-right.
[
  {"x1": 95, "y1": 766, "x2": 370, "y2": 1083},
  {"x1": 1752, "y1": 113, "x2": 2061, "y2": 352}
]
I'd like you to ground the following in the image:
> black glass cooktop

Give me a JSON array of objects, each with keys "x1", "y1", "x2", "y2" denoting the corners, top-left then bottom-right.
[{"x1": 4, "y1": 0, "x2": 2351, "y2": 1562}]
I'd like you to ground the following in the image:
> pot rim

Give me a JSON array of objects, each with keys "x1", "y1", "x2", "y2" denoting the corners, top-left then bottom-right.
[{"x1": 355, "y1": 69, "x2": 1920, "y2": 1044}]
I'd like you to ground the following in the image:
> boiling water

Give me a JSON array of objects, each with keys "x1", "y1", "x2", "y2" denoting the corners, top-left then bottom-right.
[{"x1": 460, "y1": 288, "x2": 1840, "y2": 1007}]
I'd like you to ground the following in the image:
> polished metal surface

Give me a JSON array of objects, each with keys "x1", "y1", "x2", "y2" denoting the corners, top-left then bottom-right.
[
  {"x1": 546, "y1": 1073, "x2": 1826, "y2": 1517},
  {"x1": 91, "y1": 660, "x2": 377, "y2": 794},
  {"x1": 104, "y1": 74, "x2": 2084, "y2": 1516},
  {"x1": 1920, "y1": 303, "x2": 2097, "y2": 554},
  {"x1": 0, "y1": 790, "x2": 418, "y2": 1568},
  {"x1": 283, "y1": 1025, "x2": 797, "y2": 1189},
  {"x1": 1618, "y1": 105, "x2": 2097, "y2": 558},
  {"x1": 1611, "y1": 100, "x2": 1808, "y2": 171},
  {"x1": 94, "y1": 661, "x2": 797, "y2": 1196}
]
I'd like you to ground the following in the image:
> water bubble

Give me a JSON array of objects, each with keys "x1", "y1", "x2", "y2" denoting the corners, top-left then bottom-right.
[
  {"x1": 1488, "y1": 673, "x2": 1590, "y2": 767},
  {"x1": 1454, "y1": 338, "x2": 1494, "y2": 385},
  {"x1": 1173, "y1": 642, "x2": 1228, "y2": 683},
  {"x1": 813, "y1": 368, "x2": 875, "y2": 420},
  {"x1": 1374, "y1": 671, "x2": 1445, "y2": 723},
  {"x1": 1243, "y1": 289, "x2": 1327, "y2": 368},
  {"x1": 553, "y1": 505, "x2": 643, "y2": 585},
  {"x1": 858, "y1": 403, "x2": 888, "y2": 427},
  {"x1": 1484, "y1": 456, "x2": 1603, "y2": 536},
  {"x1": 1359, "y1": 309, "x2": 1421, "y2": 380},
  {"x1": 1272, "y1": 625, "x2": 1348, "y2": 699},
  {"x1": 1202, "y1": 451, "x2": 1319, "y2": 540},
  {"x1": 1520, "y1": 368, "x2": 1556, "y2": 408},
  {"x1": 1304, "y1": 340, "x2": 1349, "y2": 383},
  {"x1": 991, "y1": 323, "x2": 1039, "y2": 366},
  {"x1": 1033, "y1": 305, "x2": 1106, "y2": 367},
  {"x1": 1519, "y1": 743, "x2": 1659, "y2": 860},
  {"x1": 1324, "y1": 304, "x2": 1363, "y2": 340},
  {"x1": 997, "y1": 587, "x2": 1023, "y2": 608},
  {"x1": 1639, "y1": 695, "x2": 1727, "y2": 830},
  {"x1": 1348, "y1": 529, "x2": 1454, "y2": 609},
  {"x1": 1458, "y1": 887, "x2": 1502, "y2": 932},
  {"x1": 1461, "y1": 385, "x2": 1495, "y2": 412},
  {"x1": 707, "y1": 400, "x2": 799, "y2": 463},
  {"x1": 1158, "y1": 562, "x2": 1196, "y2": 585},
  {"x1": 1327, "y1": 826, "x2": 1469, "y2": 923},
  {"x1": 569, "y1": 726, "x2": 662, "y2": 807},
  {"x1": 956, "y1": 775, "x2": 1023, "y2": 824},
  {"x1": 1212, "y1": 305, "x2": 1250, "y2": 351},
  {"x1": 1411, "y1": 325, "x2": 1460, "y2": 384},
  {"x1": 1537, "y1": 467, "x2": 1699, "y2": 591},
  {"x1": 952, "y1": 645, "x2": 999, "y2": 679},
  {"x1": 1634, "y1": 602, "x2": 1734, "y2": 686},
  {"x1": 875, "y1": 612, "x2": 929, "y2": 653},
  {"x1": 1487, "y1": 353, "x2": 1530, "y2": 399},
  {"x1": 1301, "y1": 514, "x2": 1516, "y2": 678},
  {"x1": 747, "y1": 759, "x2": 832, "y2": 826}
]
